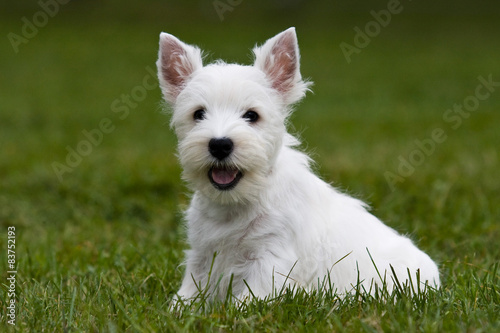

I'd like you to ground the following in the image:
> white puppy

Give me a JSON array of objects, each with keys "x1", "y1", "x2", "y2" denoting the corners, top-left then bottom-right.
[{"x1": 156, "y1": 27, "x2": 440, "y2": 301}]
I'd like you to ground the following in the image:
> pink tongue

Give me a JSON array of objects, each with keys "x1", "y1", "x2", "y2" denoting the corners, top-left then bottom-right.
[{"x1": 212, "y1": 168, "x2": 238, "y2": 185}]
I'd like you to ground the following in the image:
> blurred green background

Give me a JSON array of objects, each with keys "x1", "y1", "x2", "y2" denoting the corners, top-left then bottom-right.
[{"x1": 0, "y1": 0, "x2": 499, "y2": 330}]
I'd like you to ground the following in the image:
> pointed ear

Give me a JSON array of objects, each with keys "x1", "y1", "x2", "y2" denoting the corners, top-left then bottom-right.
[
  {"x1": 253, "y1": 27, "x2": 310, "y2": 105},
  {"x1": 156, "y1": 33, "x2": 203, "y2": 104}
]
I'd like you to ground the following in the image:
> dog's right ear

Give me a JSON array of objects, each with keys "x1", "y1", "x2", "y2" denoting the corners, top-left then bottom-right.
[
  {"x1": 156, "y1": 33, "x2": 203, "y2": 104},
  {"x1": 253, "y1": 27, "x2": 310, "y2": 105}
]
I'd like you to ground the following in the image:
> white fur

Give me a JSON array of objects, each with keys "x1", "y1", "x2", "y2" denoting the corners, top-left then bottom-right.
[{"x1": 157, "y1": 27, "x2": 440, "y2": 301}]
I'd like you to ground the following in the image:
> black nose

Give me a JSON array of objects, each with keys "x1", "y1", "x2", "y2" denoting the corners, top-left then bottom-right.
[{"x1": 209, "y1": 138, "x2": 233, "y2": 160}]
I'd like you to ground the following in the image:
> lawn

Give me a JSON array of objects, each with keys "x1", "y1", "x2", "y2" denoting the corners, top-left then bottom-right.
[{"x1": 1, "y1": 1, "x2": 499, "y2": 331}]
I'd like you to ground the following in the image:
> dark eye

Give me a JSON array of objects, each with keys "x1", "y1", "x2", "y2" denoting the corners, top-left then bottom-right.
[
  {"x1": 193, "y1": 109, "x2": 206, "y2": 121},
  {"x1": 242, "y1": 110, "x2": 259, "y2": 123}
]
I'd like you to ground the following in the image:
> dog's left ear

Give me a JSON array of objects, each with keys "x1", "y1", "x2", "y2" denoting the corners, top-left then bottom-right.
[
  {"x1": 157, "y1": 33, "x2": 203, "y2": 104},
  {"x1": 253, "y1": 27, "x2": 310, "y2": 105}
]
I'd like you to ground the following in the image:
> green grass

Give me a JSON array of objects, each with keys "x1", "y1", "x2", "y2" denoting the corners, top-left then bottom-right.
[{"x1": 1, "y1": 1, "x2": 499, "y2": 331}]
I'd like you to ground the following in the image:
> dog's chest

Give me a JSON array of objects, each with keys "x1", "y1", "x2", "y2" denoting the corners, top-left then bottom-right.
[{"x1": 190, "y1": 206, "x2": 284, "y2": 256}]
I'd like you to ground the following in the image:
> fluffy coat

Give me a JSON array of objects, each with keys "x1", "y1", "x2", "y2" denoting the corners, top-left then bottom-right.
[{"x1": 156, "y1": 27, "x2": 440, "y2": 301}]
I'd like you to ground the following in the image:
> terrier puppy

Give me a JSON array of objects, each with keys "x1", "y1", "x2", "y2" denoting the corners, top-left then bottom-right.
[{"x1": 157, "y1": 28, "x2": 440, "y2": 301}]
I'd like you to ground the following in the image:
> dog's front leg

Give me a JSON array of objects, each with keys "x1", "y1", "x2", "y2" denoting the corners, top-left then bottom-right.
[
  {"x1": 236, "y1": 255, "x2": 295, "y2": 301},
  {"x1": 172, "y1": 250, "x2": 211, "y2": 303},
  {"x1": 174, "y1": 270, "x2": 201, "y2": 301}
]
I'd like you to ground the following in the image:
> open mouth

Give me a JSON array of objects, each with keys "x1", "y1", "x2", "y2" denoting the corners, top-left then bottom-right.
[{"x1": 208, "y1": 166, "x2": 243, "y2": 190}]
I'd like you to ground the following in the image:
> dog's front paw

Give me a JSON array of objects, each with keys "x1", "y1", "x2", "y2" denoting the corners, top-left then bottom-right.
[{"x1": 168, "y1": 287, "x2": 199, "y2": 311}]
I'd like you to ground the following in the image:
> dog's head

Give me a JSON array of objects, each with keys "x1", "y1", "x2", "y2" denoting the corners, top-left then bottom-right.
[{"x1": 157, "y1": 28, "x2": 310, "y2": 204}]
